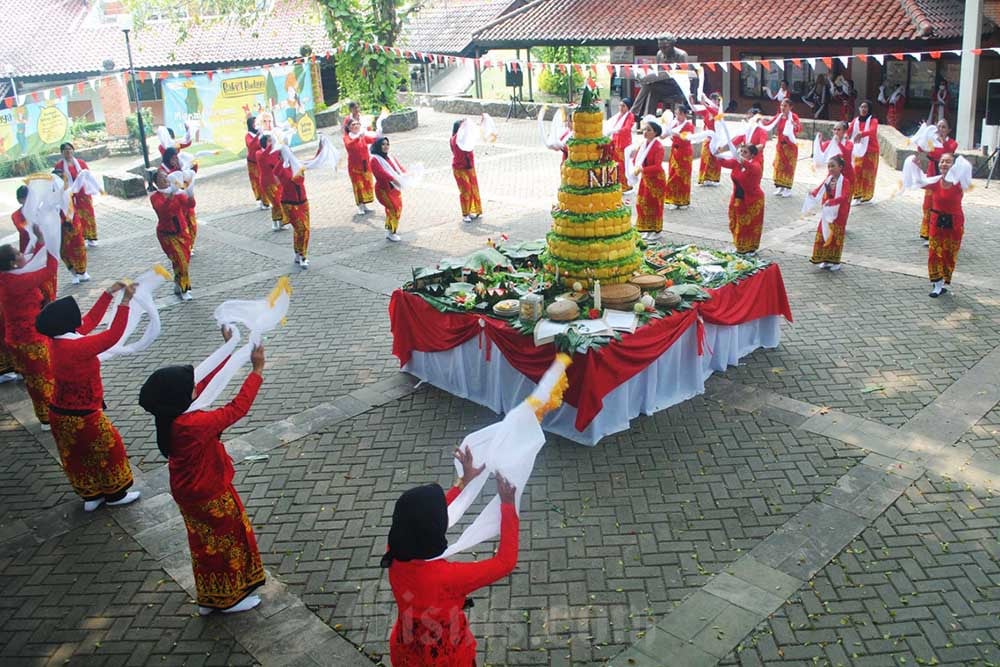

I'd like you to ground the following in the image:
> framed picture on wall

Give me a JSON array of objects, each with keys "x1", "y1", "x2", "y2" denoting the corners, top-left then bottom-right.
[
  {"x1": 908, "y1": 61, "x2": 935, "y2": 99},
  {"x1": 885, "y1": 60, "x2": 908, "y2": 93}
]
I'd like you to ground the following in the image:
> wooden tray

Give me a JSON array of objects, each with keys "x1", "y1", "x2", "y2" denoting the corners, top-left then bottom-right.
[
  {"x1": 629, "y1": 274, "x2": 667, "y2": 291},
  {"x1": 600, "y1": 283, "x2": 641, "y2": 302}
]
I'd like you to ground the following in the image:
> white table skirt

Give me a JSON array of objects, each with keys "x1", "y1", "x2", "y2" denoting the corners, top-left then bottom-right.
[{"x1": 404, "y1": 316, "x2": 782, "y2": 446}]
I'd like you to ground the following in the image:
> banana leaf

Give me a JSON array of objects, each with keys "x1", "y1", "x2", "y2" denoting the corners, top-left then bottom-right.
[{"x1": 439, "y1": 247, "x2": 513, "y2": 272}]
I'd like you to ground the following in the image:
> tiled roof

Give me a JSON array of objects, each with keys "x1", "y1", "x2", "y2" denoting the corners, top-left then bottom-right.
[
  {"x1": 473, "y1": 0, "x2": 993, "y2": 46},
  {"x1": 2, "y1": 0, "x2": 332, "y2": 79},
  {"x1": 398, "y1": 0, "x2": 525, "y2": 55}
]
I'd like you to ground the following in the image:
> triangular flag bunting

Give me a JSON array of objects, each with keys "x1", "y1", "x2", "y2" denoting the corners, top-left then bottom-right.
[
  {"x1": 731, "y1": 61, "x2": 742, "y2": 72},
  {"x1": 907, "y1": 52, "x2": 921, "y2": 61},
  {"x1": 705, "y1": 62, "x2": 717, "y2": 72},
  {"x1": 806, "y1": 58, "x2": 817, "y2": 69},
  {"x1": 3, "y1": 97, "x2": 12, "y2": 109},
  {"x1": 31, "y1": 92, "x2": 40, "y2": 102},
  {"x1": 718, "y1": 61, "x2": 728, "y2": 72},
  {"x1": 760, "y1": 60, "x2": 771, "y2": 71},
  {"x1": 837, "y1": 55, "x2": 849, "y2": 68},
  {"x1": 972, "y1": 48, "x2": 984, "y2": 56},
  {"x1": 872, "y1": 54, "x2": 884, "y2": 65},
  {"x1": 773, "y1": 59, "x2": 784, "y2": 71},
  {"x1": 892, "y1": 53, "x2": 904, "y2": 60},
  {"x1": 929, "y1": 51, "x2": 941, "y2": 59},
  {"x1": 76, "y1": 81, "x2": 85, "y2": 94},
  {"x1": 791, "y1": 58, "x2": 801, "y2": 66},
  {"x1": 821, "y1": 57, "x2": 832, "y2": 68},
  {"x1": 857, "y1": 54, "x2": 868, "y2": 62},
  {"x1": 139, "y1": 70, "x2": 149, "y2": 82}
]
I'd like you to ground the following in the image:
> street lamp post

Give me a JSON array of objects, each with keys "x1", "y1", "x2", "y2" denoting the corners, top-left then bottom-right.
[{"x1": 118, "y1": 15, "x2": 151, "y2": 176}]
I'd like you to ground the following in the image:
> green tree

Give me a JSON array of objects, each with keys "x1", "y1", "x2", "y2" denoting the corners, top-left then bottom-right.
[
  {"x1": 535, "y1": 46, "x2": 600, "y2": 98},
  {"x1": 123, "y1": 0, "x2": 413, "y2": 113}
]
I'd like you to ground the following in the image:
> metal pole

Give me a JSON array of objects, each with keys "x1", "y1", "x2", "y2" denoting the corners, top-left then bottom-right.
[
  {"x1": 123, "y1": 29, "x2": 150, "y2": 173},
  {"x1": 526, "y1": 46, "x2": 534, "y2": 102}
]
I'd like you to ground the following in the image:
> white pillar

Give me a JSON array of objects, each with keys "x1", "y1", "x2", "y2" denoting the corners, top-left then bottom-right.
[
  {"x1": 722, "y1": 46, "x2": 732, "y2": 104},
  {"x1": 956, "y1": 0, "x2": 983, "y2": 148},
  {"x1": 851, "y1": 46, "x2": 868, "y2": 102}
]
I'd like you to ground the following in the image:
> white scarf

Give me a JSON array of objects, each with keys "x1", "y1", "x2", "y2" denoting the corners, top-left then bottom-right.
[
  {"x1": 626, "y1": 137, "x2": 658, "y2": 189},
  {"x1": 803, "y1": 174, "x2": 844, "y2": 243},
  {"x1": 58, "y1": 156, "x2": 82, "y2": 179},
  {"x1": 603, "y1": 110, "x2": 632, "y2": 136},
  {"x1": 850, "y1": 116, "x2": 873, "y2": 158}
]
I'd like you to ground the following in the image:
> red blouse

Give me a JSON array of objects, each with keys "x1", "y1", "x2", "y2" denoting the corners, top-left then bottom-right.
[
  {"x1": 49, "y1": 291, "x2": 130, "y2": 411},
  {"x1": 168, "y1": 371, "x2": 262, "y2": 502},
  {"x1": 718, "y1": 157, "x2": 764, "y2": 201},
  {"x1": 54, "y1": 157, "x2": 89, "y2": 180},
  {"x1": 848, "y1": 117, "x2": 879, "y2": 154},
  {"x1": 255, "y1": 148, "x2": 281, "y2": 187},
  {"x1": 697, "y1": 103, "x2": 718, "y2": 132},
  {"x1": 245, "y1": 133, "x2": 260, "y2": 163},
  {"x1": 450, "y1": 135, "x2": 475, "y2": 170},
  {"x1": 771, "y1": 113, "x2": 802, "y2": 146},
  {"x1": 641, "y1": 139, "x2": 666, "y2": 174},
  {"x1": 0, "y1": 252, "x2": 58, "y2": 345},
  {"x1": 819, "y1": 139, "x2": 856, "y2": 184},
  {"x1": 732, "y1": 127, "x2": 769, "y2": 164},
  {"x1": 920, "y1": 138, "x2": 959, "y2": 177},
  {"x1": 275, "y1": 164, "x2": 306, "y2": 204},
  {"x1": 371, "y1": 154, "x2": 405, "y2": 190},
  {"x1": 669, "y1": 120, "x2": 695, "y2": 158},
  {"x1": 926, "y1": 180, "x2": 965, "y2": 230},
  {"x1": 11, "y1": 208, "x2": 29, "y2": 253},
  {"x1": 612, "y1": 112, "x2": 635, "y2": 151},
  {"x1": 389, "y1": 488, "x2": 519, "y2": 667},
  {"x1": 343, "y1": 133, "x2": 376, "y2": 172},
  {"x1": 150, "y1": 191, "x2": 195, "y2": 237}
]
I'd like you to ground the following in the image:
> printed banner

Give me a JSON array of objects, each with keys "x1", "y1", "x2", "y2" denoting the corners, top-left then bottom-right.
[
  {"x1": 0, "y1": 98, "x2": 70, "y2": 159},
  {"x1": 162, "y1": 62, "x2": 316, "y2": 160}
]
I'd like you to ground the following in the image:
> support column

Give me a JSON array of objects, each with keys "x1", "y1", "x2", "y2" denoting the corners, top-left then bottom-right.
[
  {"x1": 527, "y1": 46, "x2": 534, "y2": 102},
  {"x1": 98, "y1": 75, "x2": 131, "y2": 138},
  {"x1": 474, "y1": 48, "x2": 483, "y2": 99},
  {"x1": 567, "y1": 46, "x2": 573, "y2": 104},
  {"x1": 722, "y1": 46, "x2": 732, "y2": 105},
  {"x1": 956, "y1": 0, "x2": 984, "y2": 148},
  {"x1": 851, "y1": 46, "x2": 868, "y2": 102},
  {"x1": 423, "y1": 62, "x2": 430, "y2": 93}
]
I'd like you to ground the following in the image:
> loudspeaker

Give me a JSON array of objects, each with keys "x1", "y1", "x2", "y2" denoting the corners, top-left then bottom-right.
[
  {"x1": 987, "y1": 79, "x2": 1000, "y2": 126},
  {"x1": 505, "y1": 69, "x2": 523, "y2": 88}
]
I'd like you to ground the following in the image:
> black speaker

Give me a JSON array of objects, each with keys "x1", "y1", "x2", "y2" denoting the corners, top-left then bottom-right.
[
  {"x1": 505, "y1": 69, "x2": 523, "y2": 88},
  {"x1": 987, "y1": 79, "x2": 1000, "y2": 126}
]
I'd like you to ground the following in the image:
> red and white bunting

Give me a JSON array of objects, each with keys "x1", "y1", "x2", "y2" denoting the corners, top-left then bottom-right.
[
  {"x1": 837, "y1": 55, "x2": 849, "y2": 68},
  {"x1": 872, "y1": 54, "x2": 885, "y2": 65}
]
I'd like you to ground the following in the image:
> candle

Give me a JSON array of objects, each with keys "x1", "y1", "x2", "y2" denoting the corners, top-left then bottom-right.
[{"x1": 594, "y1": 280, "x2": 602, "y2": 311}]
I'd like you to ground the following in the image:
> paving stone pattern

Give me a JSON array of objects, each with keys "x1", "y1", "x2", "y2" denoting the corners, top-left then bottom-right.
[
  {"x1": 721, "y1": 472, "x2": 1000, "y2": 667},
  {"x1": 0, "y1": 107, "x2": 999, "y2": 666}
]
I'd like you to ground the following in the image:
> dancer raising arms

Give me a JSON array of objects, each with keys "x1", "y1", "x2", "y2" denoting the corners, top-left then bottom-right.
[
  {"x1": 808, "y1": 155, "x2": 853, "y2": 272},
  {"x1": 150, "y1": 170, "x2": 195, "y2": 301},
  {"x1": 848, "y1": 101, "x2": 879, "y2": 204},
  {"x1": 36, "y1": 282, "x2": 140, "y2": 511},
  {"x1": 52, "y1": 167, "x2": 90, "y2": 284},
  {"x1": 768, "y1": 98, "x2": 802, "y2": 197},
  {"x1": 917, "y1": 119, "x2": 958, "y2": 244},
  {"x1": 139, "y1": 337, "x2": 268, "y2": 616},
  {"x1": 694, "y1": 92, "x2": 723, "y2": 187},
  {"x1": 54, "y1": 143, "x2": 99, "y2": 247},
  {"x1": 0, "y1": 225, "x2": 57, "y2": 428},
  {"x1": 731, "y1": 107, "x2": 769, "y2": 165},
  {"x1": 814, "y1": 121, "x2": 855, "y2": 185},
  {"x1": 663, "y1": 105, "x2": 694, "y2": 209},
  {"x1": 245, "y1": 117, "x2": 266, "y2": 210},
  {"x1": 383, "y1": 448, "x2": 519, "y2": 667},
  {"x1": 718, "y1": 144, "x2": 765, "y2": 254},
  {"x1": 628, "y1": 117, "x2": 667, "y2": 242},
  {"x1": 370, "y1": 136, "x2": 407, "y2": 243},
  {"x1": 451, "y1": 118, "x2": 484, "y2": 223},
  {"x1": 344, "y1": 118, "x2": 377, "y2": 216}
]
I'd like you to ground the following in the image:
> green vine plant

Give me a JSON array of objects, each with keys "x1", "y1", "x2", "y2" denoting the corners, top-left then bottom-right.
[{"x1": 122, "y1": 0, "x2": 414, "y2": 113}]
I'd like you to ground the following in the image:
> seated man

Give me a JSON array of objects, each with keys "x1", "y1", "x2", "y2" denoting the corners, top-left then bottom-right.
[{"x1": 632, "y1": 34, "x2": 690, "y2": 122}]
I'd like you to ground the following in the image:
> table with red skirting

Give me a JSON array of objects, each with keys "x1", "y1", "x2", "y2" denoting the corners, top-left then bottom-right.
[{"x1": 390, "y1": 264, "x2": 793, "y2": 445}]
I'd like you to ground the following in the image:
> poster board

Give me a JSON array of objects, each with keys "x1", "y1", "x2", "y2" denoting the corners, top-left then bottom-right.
[
  {"x1": 162, "y1": 62, "x2": 316, "y2": 160},
  {"x1": 0, "y1": 98, "x2": 70, "y2": 159}
]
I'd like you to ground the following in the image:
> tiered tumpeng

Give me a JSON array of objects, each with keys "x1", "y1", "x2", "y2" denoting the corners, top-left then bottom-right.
[{"x1": 542, "y1": 105, "x2": 642, "y2": 288}]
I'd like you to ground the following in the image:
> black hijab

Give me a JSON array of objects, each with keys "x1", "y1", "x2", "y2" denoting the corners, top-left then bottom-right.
[
  {"x1": 36, "y1": 296, "x2": 81, "y2": 337},
  {"x1": 371, "y1": 136, "x2": 390, "y2": 159},
  {"x1": 380, "y1": 483, "x2": 449, "y2": 568},
  {"x1": 138, "y1": 365, "x2": 195, "y2": 458},
  {"x1": 857, "y1": 99, "x2": 873, "y2": 122}
]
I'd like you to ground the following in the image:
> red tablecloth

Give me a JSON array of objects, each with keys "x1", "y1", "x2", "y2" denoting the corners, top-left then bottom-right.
[{"x1": 390, "y1": 264, "x2": 792, "y2": 432}]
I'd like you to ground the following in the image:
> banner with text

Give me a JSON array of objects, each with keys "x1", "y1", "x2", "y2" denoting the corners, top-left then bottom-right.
[
  {"x1": 0, "y1": 98, "x2": 70, "y2": 160},
  {"x1": 162, "y1": 62, "x2": 316, "y2": 159}
]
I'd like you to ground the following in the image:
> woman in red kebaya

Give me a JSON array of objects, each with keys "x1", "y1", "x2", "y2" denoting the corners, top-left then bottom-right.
[
  {"x1": 255, "y1": 135, "x2": 285, "y2": 231},
  {"x1": 731, "y1": 106, "x2": 768, "y2": 166},
  {"x1": 343, "y1": 118, "x2": 377, "y2": 216},
  {"x1": 274, "y1": 145, "x2": 312, "y2": 268},
  {"x1": 0, "y1": 225, "x2": 58, "y2": 428},
  {"x1": 917, "y1": 153, "x2": 969, "y2": 297},
  {"x1": 848, "y1": 101, "x2": 879, "y2": 204},
  {"x1": 630, "y1": 118, "x2": 667, "y2": 241},
  {"x1": 768, "y1": 98, "x2": 802, "y2": 197},
  {"x1": 36, "y1": 283, "x2": 140, "y2": 511},
  {"x1": 54, "y1": 142, "x2": 99, "y2": 247},
  {"x1": 52, "y1": 166, "x2": 90, "y2": 284},
  {"x1": 816, "y1": 121, "x2": 855, "y2": 185},
  {"x1": 149, "y1": 170, "x2": 195, "y2": 301},
  {"x1": 606, "y1": 98, "x2": 635, "y2": 192},
  {"x1": 245, "y1": 117, "x2": 266, "y2": 210},
  {"x1": 917, "y1": 118, "x2": 958, "y2": 244},
  {"x1": 663, "y1": 105, "x2": 694, "y2": 209},
  {"x1": 695, "y1": 92, "x2": 722, "y2": 187},
  {"x1": 139, "y1": 336, "x2": 267, "y2": 616},
  {"x1": 451, "y1": 119, "x2": 483, "y2": 224},
  {"x1": 809, "y1": 155, "x2": 853, "y2": 271},
  {"x1": 370, "y1": 136, "x2": 407, "y2": 242},
  {"x1": 717, "y1": 144, "x2": 765, "y2": 254},
  {"x1": 383, "y1": 446, "x2": 519, "y2": 667}
]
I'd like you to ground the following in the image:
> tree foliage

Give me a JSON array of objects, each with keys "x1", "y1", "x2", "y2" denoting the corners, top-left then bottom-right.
[
  {"x1": 535, "y1": 46, "x2": 601, "y2": 97},
  {"x1": 122, "y1": 0, "x2": 411, "y2": 112}
]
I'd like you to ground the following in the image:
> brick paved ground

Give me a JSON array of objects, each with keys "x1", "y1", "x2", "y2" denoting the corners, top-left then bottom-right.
[{"x1": 0, "y1": 108, "x2": 998, "y2": 666}]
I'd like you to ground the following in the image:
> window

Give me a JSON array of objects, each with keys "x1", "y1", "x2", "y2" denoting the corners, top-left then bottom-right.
[
  {"x1": 127, "y1": 79, "x2": 163, "y2": 103},
  {"x1": 739, "y1": 54, "x2": 763, "y2": 97},
  {"x1": 941, "y1": 62, "x2": 959, "y2": 104},
  {"x1": 786, "y1": 61, "x2": 808, "y2": 96},
  {"x1": 882, "y1": 60, "x2": 957, "y2": 103},
  {"x1": 908, "y1": 61, "x2": 935, "y2": 100}
]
